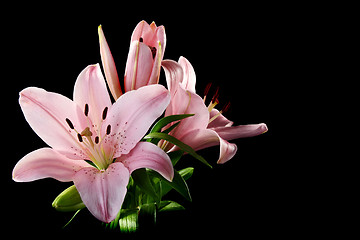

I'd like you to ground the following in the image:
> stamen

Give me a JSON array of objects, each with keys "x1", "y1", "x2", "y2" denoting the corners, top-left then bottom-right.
[
  {"x1": 211, "y1": 86, "x2": 220, "y2": 104},
  {"x1": 203, "y1": 82, "x2": 212, "y2": 102},
  {"x1": 139, "y1": 37, "x2": 143, "y2": 42},
  {"x1": 208, "y1": 102, "x2": 231, "y2": 124},
  {"x1": 65, "y1": 118, "x2": 74, "y2": 129},
  {"x1": 77, "y1": 133, "x2": 83, "y2": 142},
  {"x1": 106, "y1": 124, "x2": 111, "y2": 135},
  {"x1": 102, "y1": 107, "x2": 108, "y2": 120},
  {"x1": 95, "y1": 136, "x2": 99, "y2": 144},
  {"x1": 208, "y1": 98, "x2": 219, "y2": 112},
  {"x1": 84, "y1": 104, "x2": 89, "y2": 116}
]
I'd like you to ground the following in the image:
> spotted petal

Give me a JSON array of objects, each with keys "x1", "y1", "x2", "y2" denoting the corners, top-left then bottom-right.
[
  {"x1": 117, "y1": 142, "x2": 174, "y2": 181},
  {"x1": 101, "y1": 84, "x2": 170, "y2": 158},
  {"x1": 73, "y1": 162, "x2": 129, "y2": 223},
  {"x1": 19, "y1": 87, "x2": 85, "y2": 159}
]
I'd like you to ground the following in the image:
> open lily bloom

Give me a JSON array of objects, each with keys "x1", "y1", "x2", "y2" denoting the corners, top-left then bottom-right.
[
  {"x1": 98, "y1": 20, "x2": 166, "y2": 100},
  {"x1": 161, "y1": 57, "x2": 268, "y2": 164},
  {"x1": 12, "y1": 64, "x2": 173, "y2": 223}
]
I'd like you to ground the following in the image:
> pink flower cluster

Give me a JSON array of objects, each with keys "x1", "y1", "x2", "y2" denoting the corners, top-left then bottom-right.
[{"x1": 13, "y1": 20, "x2": 268, "y2": 224}]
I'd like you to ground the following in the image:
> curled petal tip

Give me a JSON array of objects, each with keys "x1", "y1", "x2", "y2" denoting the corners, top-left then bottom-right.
[{"x1": 260, "y1": 123, "x2": 268, "y2": 134}]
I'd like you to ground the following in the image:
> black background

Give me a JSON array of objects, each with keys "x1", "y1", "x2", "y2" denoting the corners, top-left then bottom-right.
[{"x1": 3, "y1": 2, "x2": 313, "y2": 238}]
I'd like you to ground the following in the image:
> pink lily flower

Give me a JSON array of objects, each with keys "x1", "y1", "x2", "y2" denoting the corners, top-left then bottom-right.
[
  {"x1": 12, "y1": 64, "x2": 173, "y2": 223},
  {"x1": 161, "y1": 57, "x2": 268, "y2": 164},
  {"x1": 98, "y1": 21, "x2": 166, "y2": 99}
]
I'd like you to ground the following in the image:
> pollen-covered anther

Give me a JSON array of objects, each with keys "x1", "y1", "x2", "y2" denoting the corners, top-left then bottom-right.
[
  {"x1": 106, "y1": 124, "x2": 111, "y2": 135},
  {"x1": 65, "y1": 118, "x2": 74, "y2": 129},
  {"x1": 102, "y1": 107, "x2": 108, "y2": 120},
  {"x1": 84, "y1": 104, "x2": 89, "y2": 117}
]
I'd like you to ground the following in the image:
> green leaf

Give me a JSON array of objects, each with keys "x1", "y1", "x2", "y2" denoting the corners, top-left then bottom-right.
[
  {"x1": 160, "y1": 168, "x2": 194, "y2": 200},
  {"x1": 52, "y1": 185, "x2": 85, "y2": 212},
  {"x1": 149, "y1": 114, "x2": 194, "y2": 134},
  {"x1": 159, "y1": 201, "x2": 185, "y2": 212},
  {"x1": 153, "y1": 169, "x2": 192, "y2": 201},
  {"x1": 119, "y1": 209, "x2": 139, "y2": 233},
  {"x1": 168, "y1": 150, "x2": 184, "y2": 166},
  {"x1": 144, "y1": 132, "x2": 212, "y2": 168},
  {"x1": 132, "y1": 169, "x2": 160, "y2": 204},
  {"x1": 63, "y1": 209, "x2": 81, "y2": 228},
  {"x1": 178, "y1": 167, "x2": 194, "y2": 181},
  {"x1": 139, "y1": 203, "x2": 157, "y2": 224}
]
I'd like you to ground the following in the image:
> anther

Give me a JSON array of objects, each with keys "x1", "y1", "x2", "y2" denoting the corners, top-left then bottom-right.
[
  {"x1": 139, "y1": 37, "x2": 143, "y2": 42},
  {"x1": 106, "y1": 124, "x2": 111, "y2": 135},
  {"x1": 65, "y1": 118, "x2": 74, "y2": 129},
  {"x1": 204, "y1": 83, "x2": 212, "y2": 98},
  {"x1": 95, "y1": 136, "x2": 99, "y2": 144},
  {"x1": 84, "y1": 104, "x2": 89, "y2": 117},
  {"x1": 102, "y1": 107, "x2": 108, "y2": 120},
  {"x1": 150, "y1": 46, "x2": 157, "y2": 59},
  {"x1": 77, "y1": 133, "x2": 83, "y2": 142},
  {"x1": 222, "y1": 102, "x2": 231, "y2": 114}
]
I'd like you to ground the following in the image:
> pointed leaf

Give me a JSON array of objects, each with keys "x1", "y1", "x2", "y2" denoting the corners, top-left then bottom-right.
[
  {"x1": 144, "y1": 132, "x2": 212, "y2": 168},
  {"x1": 149, "y1": 114, "x2": 194, "y2": 133},
  {"x1": 159, "y1": 201, "x2": 185, "y2": 212},
  {"x1": 63, "y1": 209, "x2": 81, "y2": 228},
  {"x1": 168, "y1": 150, "x2": 184, "y2": 166},
  {"x1": 178, "y1": 167, "x2": 194, "y2": 181},
  {"x1": 132, "y1": 168, "x2": 160, "y2": 204},
  {"x1": 152, "y1": 169, "x2": 192, "y2": 201}
]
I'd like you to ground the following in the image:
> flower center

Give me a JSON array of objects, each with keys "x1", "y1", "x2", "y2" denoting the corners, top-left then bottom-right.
[
  {"x1": 203, "y1": 83, "x2": 231, "y2": 124},
  {"x1": 65, "y1": 104, "x2": 113, "y2": 170}
]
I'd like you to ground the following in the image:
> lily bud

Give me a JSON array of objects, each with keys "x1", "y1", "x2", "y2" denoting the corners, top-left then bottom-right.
[
  {"x1": 98, "y1": 25, "x2": 122, "y2": 100},
  {"x1": 52, "y1": 185, "x2": 85, "y2": 212},
  {"x1": 124, "y1": 20, "x2": 166, "y2": 92}
]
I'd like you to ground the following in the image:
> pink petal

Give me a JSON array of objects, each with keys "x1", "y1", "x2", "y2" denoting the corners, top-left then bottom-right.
[
  {"x1": 166, "y1": 85, "x2": 209, "y2": 139},
  {"x1": 130, "y1": 20, "x2": 153, "y2": 44},
  {"x1": 161, "y1": 59, "x2": 183, "y2": 96},
  {"x1": 73, "y1": 162, "x2": 129, "y2": 223},
  {"x1": 124, "y1": 41, "x2": 153, "y2": 92},
  {"x1": 155, "y1": 26, "x2": 166, "y2": 56},
  {"x1": 12, "y1": 148, "x2": 89, "y2": 182},
  {"x1": 19, "y1": 87, "x2": 85, "y2": 159},
  {"x1": 213, "y1": 123, "x2": 268, "y2": 140},
  {"x1": 73, "y1": 64, "x2": 112, "y2": 133},
  {"x1": 178, "y1": 56, "x2": 196, "y2": 93},
  {"x1": 175, "y1": 129, "x2": 237, "y2": 164},
  {"x1": 101, "y1": 85, "x2": 170, "y2": 158},
  {"x1": 98, "y1": 26, "x2": 122, "y2": 100},
  {"x1": 207, "y1": 109, "x2": 234, "y2": 128},
  {"x1": 117, "y1": 142, "x2": 174, "y2": 181}
]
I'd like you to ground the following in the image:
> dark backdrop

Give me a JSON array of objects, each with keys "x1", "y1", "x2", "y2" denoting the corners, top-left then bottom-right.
[{"x1": 4, "y1": 3, "x2": 299, "y2": 238}]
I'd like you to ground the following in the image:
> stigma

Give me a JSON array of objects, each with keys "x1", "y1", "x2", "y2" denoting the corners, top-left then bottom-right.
[{"x1": 65, "y1": 104, "x2": 113, "y2": 170}]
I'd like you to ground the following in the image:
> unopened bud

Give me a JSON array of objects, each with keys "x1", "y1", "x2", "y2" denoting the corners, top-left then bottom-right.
[{"x1": 52, "y1": 185, "x2": 85, "y2": 212}]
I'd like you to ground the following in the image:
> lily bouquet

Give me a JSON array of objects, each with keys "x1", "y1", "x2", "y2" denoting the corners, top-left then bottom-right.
[{"x1": 12, "y1": 20, "x2": 268, "y2": 232}]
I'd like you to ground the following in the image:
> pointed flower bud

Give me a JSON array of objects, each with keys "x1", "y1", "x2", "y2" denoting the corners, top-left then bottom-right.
[
  {"x1": 52, "y1": 185, "x2": 85, "y2": 212},
  {"x1": 98, "y1": 25, "x2": 122, "y2": 100},
  {"x1": 124, "y1": 20, "x2": 166, "y2": 92}
]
